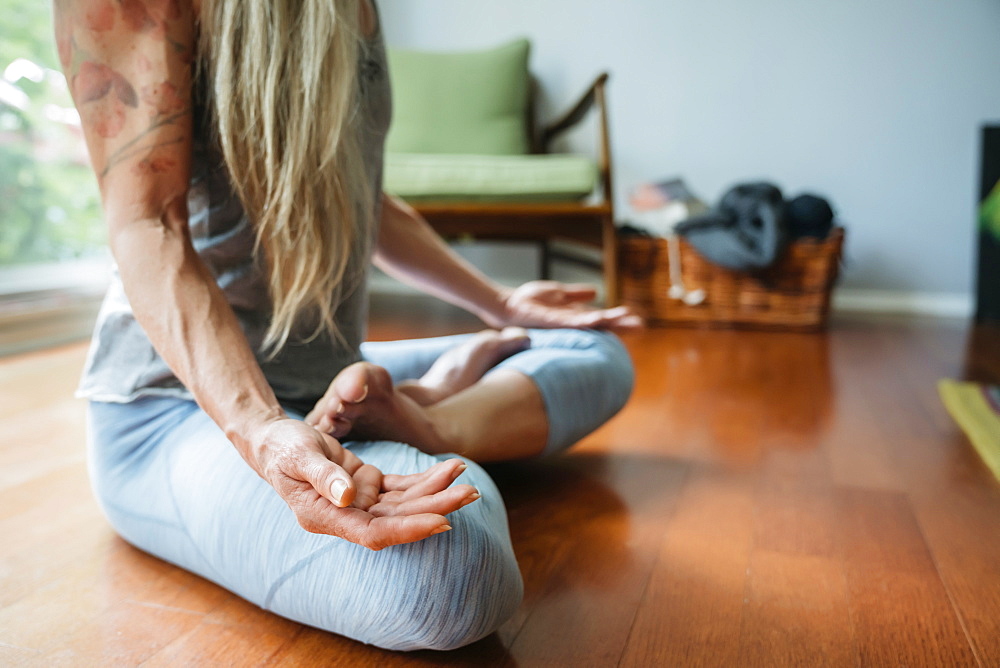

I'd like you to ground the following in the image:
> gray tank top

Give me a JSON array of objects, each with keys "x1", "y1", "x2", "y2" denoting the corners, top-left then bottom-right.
[{"x1": 77, "y1": 19, "x2": 392, "y2": 408}]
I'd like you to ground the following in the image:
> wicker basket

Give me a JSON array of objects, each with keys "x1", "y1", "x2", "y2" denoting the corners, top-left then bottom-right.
[{"x1": 618, "y1": 228, "x2": 845, "y2": 331}]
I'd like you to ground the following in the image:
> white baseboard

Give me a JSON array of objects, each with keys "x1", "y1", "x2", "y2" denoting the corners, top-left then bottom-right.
[
  {"x1": 372, "y1": 276, "x2": 974, "y2": 320},
  {"x1": 374, "y1": 241, "x2": 975, "y2": 320},
  {"x1": 831, "y1": 289, "x2": 973, "y2": 318},
  {"x1": 369, "y1": 274, "x2": 424, "y2": 295},
  {"x1": 369, "y1": 272, "x2": 547, "y2": 295}
]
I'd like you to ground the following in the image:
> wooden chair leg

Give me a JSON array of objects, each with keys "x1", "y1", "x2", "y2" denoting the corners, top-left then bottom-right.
[
  {"x1": 539, "y1": 240, "x2": 552, "y2": 280},
  {"x1": 602, "y1": 217, "x2": 619, "y2": 306}
]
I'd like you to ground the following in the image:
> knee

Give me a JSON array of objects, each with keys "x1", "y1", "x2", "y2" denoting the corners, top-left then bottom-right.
[
  {"x1": 590, "y1": 330, "x2": 635, "y2": 412},
  {"x1": 521, "y1": 329, "x2": 635, "y2": 455},
  {"x1": 533, "y1": 328, "x2": 635, "y2": 393},
  {"x1": 556, "y1": 328, "x2": 635, "y2": 414},
  {"x1": 370, "y1": 512, "x2": 523, "y2": 651}
]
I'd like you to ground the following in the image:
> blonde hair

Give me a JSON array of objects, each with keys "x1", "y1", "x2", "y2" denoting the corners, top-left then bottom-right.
[{"x1": 198, "y1": 0, "x2": 372, "y2": 353}]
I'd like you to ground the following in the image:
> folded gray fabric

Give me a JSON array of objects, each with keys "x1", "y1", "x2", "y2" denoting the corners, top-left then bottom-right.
[{"x1": 676, "y1": 182, "x2": 788, "y2": 271}]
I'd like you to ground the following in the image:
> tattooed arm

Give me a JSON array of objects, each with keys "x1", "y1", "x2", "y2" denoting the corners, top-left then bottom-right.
[
  {"x1": 55, "y1": 0, "x2": 465, "y2": 547},
  {"x1": 54, "y1": 0, "x2": 283, "y2": 454}
]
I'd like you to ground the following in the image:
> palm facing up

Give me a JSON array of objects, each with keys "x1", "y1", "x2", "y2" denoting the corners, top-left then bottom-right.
[
  {"x1": 489, "y1": 280, "x2": 643, "y2": 330},
  {"x1": 254, "y1": 419, "x2": 478, "y2": 550}
]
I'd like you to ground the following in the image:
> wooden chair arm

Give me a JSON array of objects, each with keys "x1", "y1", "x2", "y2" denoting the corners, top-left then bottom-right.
[
  {"x1": 540, "y1": 72, "x2": 609, "y2": 148},
  {"x1": 540, "y1": 72, "x2": 614, "y2": 207}
]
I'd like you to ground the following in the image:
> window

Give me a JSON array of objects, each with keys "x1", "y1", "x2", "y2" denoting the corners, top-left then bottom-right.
[{"x1": 0, "y1": 2, "x2": 108, "y2": 354}]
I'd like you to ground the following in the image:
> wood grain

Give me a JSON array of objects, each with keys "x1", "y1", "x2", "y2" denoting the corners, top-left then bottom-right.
[
  {"x1": 837, "y1": 488, "x2": 978, "y2": 667},
  {"x1": 619, "y1": 468, "x2": 755, "y2": 668},
  {"x1": 738, "y1": 550, "x2": 855, "y2": 667},
  {"x1": 1, "y1": 298, "x2": 999, "y2": 666}
]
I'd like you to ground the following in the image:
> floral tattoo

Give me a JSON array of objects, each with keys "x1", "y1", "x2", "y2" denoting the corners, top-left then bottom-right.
[{"x1": 55, "y1": 0, "x2": 191, "y2": 179}]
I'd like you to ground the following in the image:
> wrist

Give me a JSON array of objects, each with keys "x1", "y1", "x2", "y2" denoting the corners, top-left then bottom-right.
[
  {"x1": 224, "y1": 405, "x2": 287, "y2": 472},
  {"x1": 476, "y1": 284, "x2": 513, "y2": 328}
]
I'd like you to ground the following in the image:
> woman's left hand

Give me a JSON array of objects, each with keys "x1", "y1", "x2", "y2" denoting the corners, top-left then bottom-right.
[
  {"x1": 484, "y1": 280, "x2": 643, "y2": 331},
  {"x1": 251, "y1": 418, "x2": 478, "y2": 549}
]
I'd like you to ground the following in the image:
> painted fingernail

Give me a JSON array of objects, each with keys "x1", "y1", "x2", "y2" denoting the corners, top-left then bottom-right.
[
  {"x1": 330, "y1": 479, "x2": 349, "y2": 505},
  {"x1": 454, "y1": 463, "x2": 468, "y2": 476},
  {"x1": 431, "y1": 525, "x2": 452, "y2": 535},
  {"x1": 463, "y1": 492, "x2": 481, "y2": 506}
]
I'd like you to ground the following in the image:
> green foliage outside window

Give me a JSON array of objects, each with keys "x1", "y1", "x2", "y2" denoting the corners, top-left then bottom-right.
[{"x1": 0, "y1": 1, "x2": 105, "y2": 267}]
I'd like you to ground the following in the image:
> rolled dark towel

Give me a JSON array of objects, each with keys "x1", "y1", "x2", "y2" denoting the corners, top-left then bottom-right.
[{"x1": 676, "y1": 182, "x2": 788, "y2": 271}]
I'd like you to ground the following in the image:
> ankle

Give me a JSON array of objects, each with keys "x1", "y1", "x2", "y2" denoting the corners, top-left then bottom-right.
[
  {"x1": 423, "y1": 404, "x2": 470, "y2": 456},
  {"x1": 397, "y1": 380, "x2": 450, "y2": 407}
]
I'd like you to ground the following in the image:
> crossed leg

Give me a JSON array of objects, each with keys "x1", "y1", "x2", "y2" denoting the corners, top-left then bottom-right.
[
  {"x1": 396, "y1": 327, "x2": 531, "y2": 406},
  {"x1": 304, "y1": 328, "x2": 635, "y2": 462},
  {"x1": 305, "y1": 328, "x2": 549, "y2": 461},
  {"x1": 87, "y1": 329, "x2": 633, "y2": 651}
]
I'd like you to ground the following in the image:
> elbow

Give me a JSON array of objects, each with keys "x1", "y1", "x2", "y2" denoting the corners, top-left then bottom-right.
[{"x1": 106, "y1": 193, "x2": 191, "y2": 263}]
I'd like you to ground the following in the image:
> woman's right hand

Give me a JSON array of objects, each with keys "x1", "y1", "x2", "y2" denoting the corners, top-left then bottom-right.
[{"x1": 250, "y1": 418, "x2": 479, "y2": 550}]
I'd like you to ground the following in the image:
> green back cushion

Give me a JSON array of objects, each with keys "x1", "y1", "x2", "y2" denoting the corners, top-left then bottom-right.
[{"x1": 385, "y1": 39, "x2": 531, "y2": 155}]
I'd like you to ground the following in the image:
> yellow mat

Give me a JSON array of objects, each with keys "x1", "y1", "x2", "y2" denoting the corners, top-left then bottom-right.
[{"x1": 939, "y1": 379, "x2": 1000, "y2": 481}]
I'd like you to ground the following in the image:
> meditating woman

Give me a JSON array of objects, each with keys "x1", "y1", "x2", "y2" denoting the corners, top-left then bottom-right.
[{"x1": 57, "y1": 0, "x2": 637, "y2": 651}]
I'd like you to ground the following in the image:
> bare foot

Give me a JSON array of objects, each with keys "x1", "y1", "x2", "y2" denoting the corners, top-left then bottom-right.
[
  {"x1": 305, "y1": 362, "x2": 451, "y2": 453},
  {"x1": 303, "y1": 328, "x2": 531, "y2": 454},
  {"x1": 397, "y1": 327, "x2": 530, "y2": 406}
]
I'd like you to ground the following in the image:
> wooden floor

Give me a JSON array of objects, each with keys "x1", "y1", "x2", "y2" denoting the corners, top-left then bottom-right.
[{"x1": 2, "y1": 294, "x2": 1000, "y2": 667}]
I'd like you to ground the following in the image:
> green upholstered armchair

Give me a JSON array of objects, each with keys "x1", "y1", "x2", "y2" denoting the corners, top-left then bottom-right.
[{"x1": 384, "y1": 39, "x2": 619, "y2": 305}]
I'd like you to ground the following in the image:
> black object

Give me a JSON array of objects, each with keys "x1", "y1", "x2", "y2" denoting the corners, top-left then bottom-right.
[
  {"x1": 677, "y1": 182, "x2": 788, "y2": 271},
  {"x1": 786, "y1": 194, "x2": 835, "y2": 239},
  {"x1": 617, "y1": 223, "x2": 653, "y2": 238},
  {"x1": 977, "y1": 125, "x2": 1000, "y2": 323},
  {"x1": 648, "y1": 177, "x2": 699, "y2": 202}
]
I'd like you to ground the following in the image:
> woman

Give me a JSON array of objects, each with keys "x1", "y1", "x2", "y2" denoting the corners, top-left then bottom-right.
[{"x1": 57, "y1": 0, "x2": 638, "y2": 651}]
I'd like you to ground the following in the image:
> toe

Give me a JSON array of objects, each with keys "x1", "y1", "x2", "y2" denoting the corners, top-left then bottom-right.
[
  {"x1": 332, "y1": 362, "x2": 383, "y2": 405},
  {"x1": 498, "y1": 327, "x2": 531, "y2": 353},
  {"x1": 500, "y1": 326, "x2": 529, "y2": 340},
  {"x1": 330, "y1": 416, "x2": 352, "y2": 439}
]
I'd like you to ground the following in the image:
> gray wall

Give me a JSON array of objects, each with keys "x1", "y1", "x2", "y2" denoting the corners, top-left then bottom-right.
[{"x1": 379, "y1": 0, "x2": 1000, "y2": 297}]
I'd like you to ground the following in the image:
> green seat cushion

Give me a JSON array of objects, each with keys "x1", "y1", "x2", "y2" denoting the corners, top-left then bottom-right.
[
  {"x1": 386, "y1": 39, "x2": 531, "y2": 156},
  {"x1": 384, "y1": 153, "x2": 597, "y2": 202}
]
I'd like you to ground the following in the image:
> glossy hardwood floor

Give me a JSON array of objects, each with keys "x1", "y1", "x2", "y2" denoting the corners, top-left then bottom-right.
[{"x1": 1, "y1": 295, "x2": 999, "y2": 667}]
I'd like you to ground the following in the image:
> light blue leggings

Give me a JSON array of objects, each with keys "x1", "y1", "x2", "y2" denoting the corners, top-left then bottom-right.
[{"x1": 87, "y1": 329, "x2": 634, "y2": 651}]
